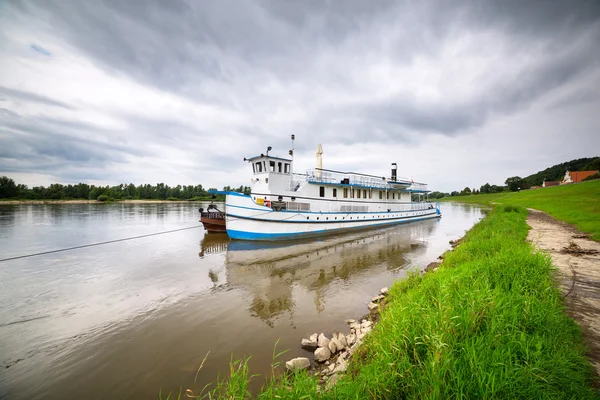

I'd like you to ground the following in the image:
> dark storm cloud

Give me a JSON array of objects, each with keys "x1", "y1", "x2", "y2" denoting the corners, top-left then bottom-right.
[
  {"x1": 0, "y1": 86, "x2": 73, "y2": 110},
  {"x1": 2, "y1": 0, "x2": 600, "y2": 186},
  {"x1": 1, "y1": 114, "x2": 151, "y2": 167}
]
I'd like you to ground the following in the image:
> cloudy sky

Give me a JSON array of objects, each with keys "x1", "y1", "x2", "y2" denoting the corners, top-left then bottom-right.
[{"x1": 1, "y1": 0, "x2": 599, "y2": 192}]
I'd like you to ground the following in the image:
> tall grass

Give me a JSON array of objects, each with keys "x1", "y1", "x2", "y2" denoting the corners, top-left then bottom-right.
[
  {"x1": 441, "y1": 180, "x2": 600, "y2": 240},
  {"x1": 163, "y1": 206, "x2": 597, "y2": 399}
]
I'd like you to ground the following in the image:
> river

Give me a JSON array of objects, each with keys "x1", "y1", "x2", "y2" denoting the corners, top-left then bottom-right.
[{"x1": 0, "y1": 202, "x2": 485, "y2": 399}]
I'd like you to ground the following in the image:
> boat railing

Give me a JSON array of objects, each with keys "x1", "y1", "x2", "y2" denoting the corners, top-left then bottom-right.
[{"x1": 408, "y1": 183, "x2": 428, "y2": 192}]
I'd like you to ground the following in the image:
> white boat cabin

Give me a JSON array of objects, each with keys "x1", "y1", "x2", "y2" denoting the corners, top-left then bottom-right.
[{"x1": 246, "y1": 154, "x2": 431, "y2": 214}]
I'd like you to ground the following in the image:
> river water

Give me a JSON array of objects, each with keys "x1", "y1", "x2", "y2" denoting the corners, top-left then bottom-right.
[{"x1": 0, "y1": 202, "x2": 485, "y2": 399}]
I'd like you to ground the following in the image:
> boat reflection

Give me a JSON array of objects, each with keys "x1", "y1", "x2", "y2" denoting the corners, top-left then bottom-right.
[{"x1": 198, "y1": 219, "x2": 438, "y2": 326}]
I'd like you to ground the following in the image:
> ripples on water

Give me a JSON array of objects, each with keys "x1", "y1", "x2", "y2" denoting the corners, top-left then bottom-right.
[{"x1": 0, "y1": 202, "x2": 485, "y2": 400}]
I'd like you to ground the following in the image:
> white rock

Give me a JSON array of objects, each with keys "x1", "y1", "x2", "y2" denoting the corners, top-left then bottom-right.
[
  {"x1": 328, "y1": 341, "x2": 337, "y2": 354},
  {"x1": 368, "y1": 302, "x2": 379, "y2": 311},
  {"x1": 349, "y1": 322, "x2": 361, "y2": 331},
  {"x1": 346, "y1": 333, "x2": 356, "y2": 346},
  {"x1": 361, "y1": 320, "x2": 373, "y2": 329},
  {"x1": 285, "y1": 357, "x2": 310, "y2": 371},
  {"x1": 333, "y1": 359, "x2": 348, "y2": 374},
  {"x1": 301, "y1": 337, "x2": 318, "y2": 351},
  {"x1": 380, "y1": 287, "x2": 389, "y2": 296},
  {"x1": 338, "y1": 351, "x2": 348, "y2": 361},
  {"x1": 338, "y1": 334, "x2": 348, "y2": 348},
  {"x1": 317, "y1": 333, "x2": 330, "y2": 348},
  {"x1": 345, "y1": 319, "x2": 357, "y2": 325},
  {"x1": 314, "y1": 347, "x2": 332, "y2": 362},
  {"x1": 309, "y1": 333, "x2": 318, "y2": 342},
  {"x1": 371, "y1": 295, "x2": 385, "y2": 303}
]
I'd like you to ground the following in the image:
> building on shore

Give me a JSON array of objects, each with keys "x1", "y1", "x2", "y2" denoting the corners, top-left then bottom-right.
[
  {"x1": 542, "y1": 180, "x2": 560, "y2": 188},
  {"x1": 561, "y1": 170, "x2": 599, "y2": 184}
]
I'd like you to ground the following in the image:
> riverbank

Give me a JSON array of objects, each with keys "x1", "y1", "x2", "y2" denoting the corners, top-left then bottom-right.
[
  {"x1": 169, "y1": 205, "x2": 597, "y2": 399},
  {"x1": 527, "y1": 210, "x2": 600, "y2": 378},
  {"x1": 0, "y1": 199, "x2": 215, "y2": 205},
  {"x1": 440, "y1": 180, "x2": 600, "y2": 240}
]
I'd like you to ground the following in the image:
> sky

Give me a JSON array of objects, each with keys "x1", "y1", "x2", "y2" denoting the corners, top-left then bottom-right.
[{"x1": 1, "y1": 0, "x2": 599, "y2": 193}]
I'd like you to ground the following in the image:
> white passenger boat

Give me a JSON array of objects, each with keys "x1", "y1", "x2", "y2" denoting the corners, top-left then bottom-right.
[{"x1": 219, "y1": 136, "x2": 441, "y2": 240}]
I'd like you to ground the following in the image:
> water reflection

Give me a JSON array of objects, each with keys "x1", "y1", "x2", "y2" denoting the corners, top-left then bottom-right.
[{"x1": 198, "y1": 221, "x2": 435, "y2": 326}]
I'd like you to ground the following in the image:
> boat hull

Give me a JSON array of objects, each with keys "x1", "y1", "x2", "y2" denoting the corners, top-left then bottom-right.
[
  {"x1": 225, "y1": 192, "x2": 441, "y2": 240},
  {"x1": 200, "y1": 212, "x2": 227, "y2": 233}
]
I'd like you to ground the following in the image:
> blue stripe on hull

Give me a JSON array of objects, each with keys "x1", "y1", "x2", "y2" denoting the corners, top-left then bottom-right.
[{"x1": 227, "y1": 214, "x2": 440, "y2": 241}]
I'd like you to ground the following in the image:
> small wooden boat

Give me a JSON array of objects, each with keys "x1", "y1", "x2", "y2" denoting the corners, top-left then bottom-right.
[{"x1": 199, "y1": 204, "x2": 226, "y2": 233}]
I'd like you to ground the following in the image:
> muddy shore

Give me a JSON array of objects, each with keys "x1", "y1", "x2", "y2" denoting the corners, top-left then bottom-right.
[{"x1": 527, "y1": 209, "x2": 600, "y2": 383}]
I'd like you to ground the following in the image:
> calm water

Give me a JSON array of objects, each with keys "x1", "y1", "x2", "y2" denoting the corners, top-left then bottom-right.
[{"x1": 0, "y1": 202, "x2": 485, "y2": 399}]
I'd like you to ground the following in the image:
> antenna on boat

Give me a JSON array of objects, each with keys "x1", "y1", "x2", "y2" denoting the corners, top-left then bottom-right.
[{"x1": 289, "y1": 134, "x2": 295, "y2": 176}]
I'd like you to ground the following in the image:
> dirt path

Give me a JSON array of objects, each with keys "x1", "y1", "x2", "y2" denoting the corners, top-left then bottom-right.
[{"x1": 527, "y1": 209, "x2": 600, "y2": 381}]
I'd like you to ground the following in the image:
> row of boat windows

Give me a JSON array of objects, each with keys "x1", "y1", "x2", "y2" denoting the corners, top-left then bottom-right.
[
  {"x1": 319, "y1": 186, "x2": 401, "y2": 200},
  {"x1": 303, "y1": 211, "x2": 429, "y2": 220},
  {"x1": 253, "y1": 161, "x2": 290, "y2": 175}
]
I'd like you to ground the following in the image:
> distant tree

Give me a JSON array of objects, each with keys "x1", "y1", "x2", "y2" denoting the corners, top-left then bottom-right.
[
  {"x1": 0, "y1": 176, "x2": 18, "y2": 198},
  {"x1": 505, "y1": 176, "x2": 523, "y2": 192},
  {"x1": 460, "y1": 187, "x2": 472, "y2": 195},
  {"x1": 428, "y1": 191, "x2": 448, "y2": 199},
  {"x1": 480, "y1": 183, "x2": 491, "y2": 194},
  {"x1": 450, "y1": 191, "x2": 460, "y2": 196}
]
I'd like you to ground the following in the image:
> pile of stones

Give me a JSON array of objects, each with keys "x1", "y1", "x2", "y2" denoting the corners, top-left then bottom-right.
[{"x1": 285, "y1": 287, "x2": 389, "y2": 389}]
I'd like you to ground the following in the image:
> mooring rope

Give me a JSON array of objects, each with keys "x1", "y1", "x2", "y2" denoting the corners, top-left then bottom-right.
[{"x1": 0, "y1": 225, "x2": 203, "y2": 263}]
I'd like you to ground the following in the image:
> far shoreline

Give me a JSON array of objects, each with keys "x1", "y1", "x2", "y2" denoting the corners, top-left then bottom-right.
[{"x1": 0, "y1": 199, "x2": 223, "y2": 205}]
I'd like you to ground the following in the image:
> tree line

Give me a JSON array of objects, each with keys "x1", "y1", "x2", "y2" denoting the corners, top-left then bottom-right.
[{"x1": 0, "y1": 176, "x2": 251, "y2": 201}]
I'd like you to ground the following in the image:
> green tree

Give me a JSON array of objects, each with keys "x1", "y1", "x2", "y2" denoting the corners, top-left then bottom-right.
[
  {"x1": 505, "y1": 176, "x2": 523, "y2": 192},
  {"x1": 0, "y1": 176, "x2": 18, "y2": 198}
]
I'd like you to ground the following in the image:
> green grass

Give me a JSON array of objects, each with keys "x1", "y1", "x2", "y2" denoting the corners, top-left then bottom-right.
[
  {"x1": 165, "y1": 206, "x2": 598, "y2": 399},
  {"x1": 441, "y1": 180, "x2": 600, "y2": 240}
]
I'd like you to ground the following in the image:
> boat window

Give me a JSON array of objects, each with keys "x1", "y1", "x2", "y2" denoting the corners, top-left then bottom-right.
[
  {"x1": 333, "y1": 188, "x2": 337, "y2": 198},
  {"x1": 284, "y1": 163, "x2": 290, "y2": 174},
  {"x1": 343, "y1": 188, "x2": 348, "y2": 198},
  {"x1": 256, "y1": 162, "x2": 263, "y2": 173},
  {"x1": 387, "y1": 191, "x2": 389, "y2": 200},
  {"x1": 252, "y1": 163, "x2": 256, "y2": 174},
  {"x1": 392, "y1": 193, "x2": 395, "y2": 200},
  {"x1": 319, "y1": 186, "x2": 325, "y2": 197},
  {"x1": 278, "y1": 162, "x2": 282, "y2": 173},
  {"x1": 363, "y1": 190, "x2": 367, "y2": 198},
  {"x1": 379, "y1": 191, "x2": 382, "y2": 199},
  {"x1": 351, "y1": 189, "x2": 354, "y2": 199},
  {"x1": 262, "y1": 161, "x2": 267, "y2": 173},
  {"x1": 269, "y1": 161, "x2": 275, "y2": 172},
  {"x1": 357, "y1": 190, "x2": 361, "y2": 199}
]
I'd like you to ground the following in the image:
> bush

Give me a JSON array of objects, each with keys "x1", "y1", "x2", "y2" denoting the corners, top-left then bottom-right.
[
  {"x1": 502, "y1": 204, "x2": 522, "y2": 213},
  {"x1": 97, "y1": 194, "x2": 109, "y2": 202}
]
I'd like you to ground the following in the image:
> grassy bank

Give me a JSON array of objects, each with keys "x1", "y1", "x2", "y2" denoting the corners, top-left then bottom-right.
[
  {"x1": 440, "y1": 180, "x2": 600, "y2": 240},
  {"x1": 166, "y1": 206, "x2": 597, "y2": 399}
]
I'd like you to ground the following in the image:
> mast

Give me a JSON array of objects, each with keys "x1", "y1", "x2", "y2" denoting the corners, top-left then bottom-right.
[{"x1": 289, "y1": 134, "x2": 295, "y2": 176}]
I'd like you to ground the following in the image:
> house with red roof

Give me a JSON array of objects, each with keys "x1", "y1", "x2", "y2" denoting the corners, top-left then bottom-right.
[
  {"x1": 561, "y1": 170, "x2": 599, "y2": 184},
  {"x1": 542, "y1": 180, "x2": 560, "y2": 187}
]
